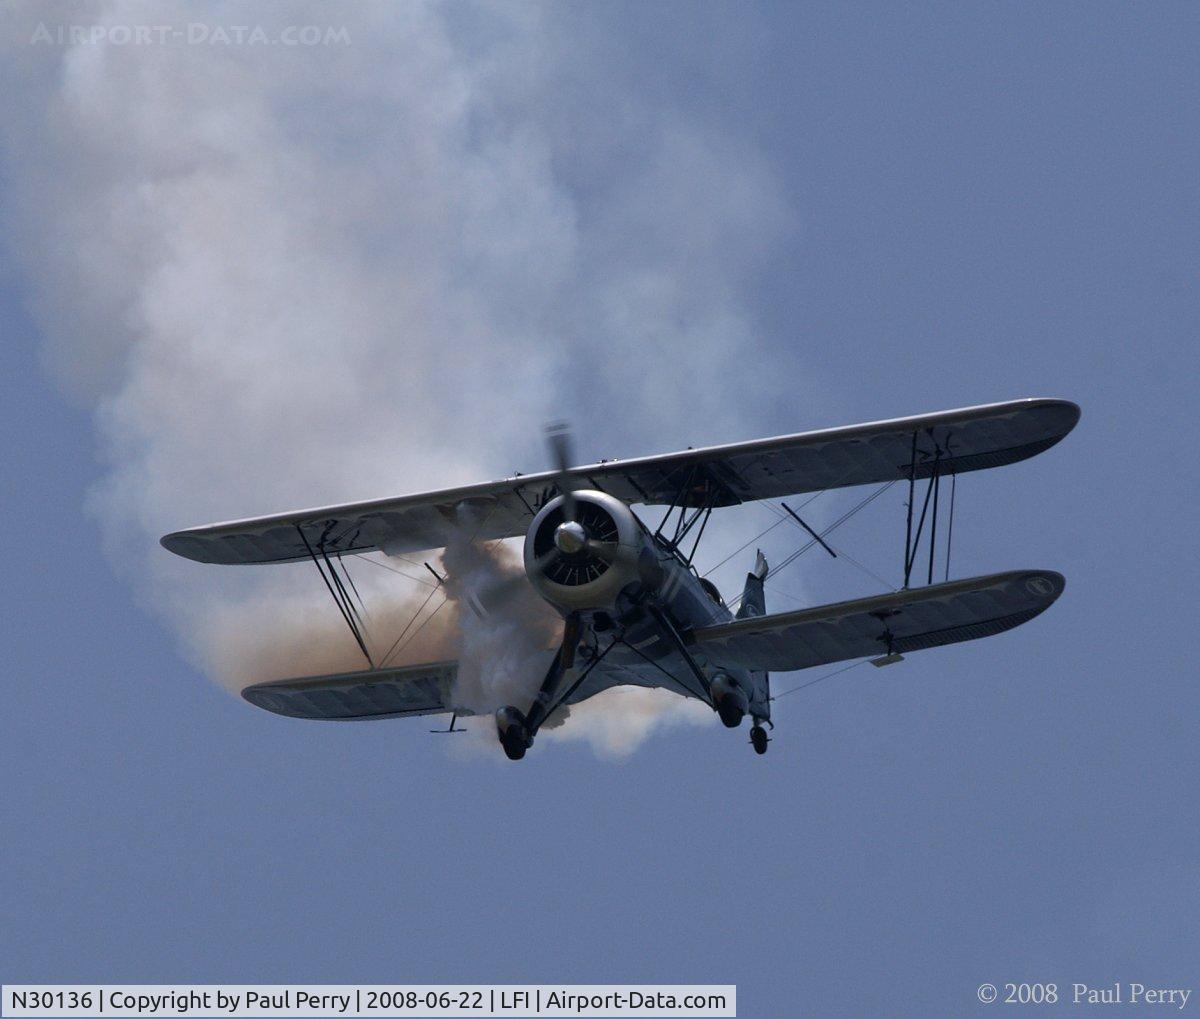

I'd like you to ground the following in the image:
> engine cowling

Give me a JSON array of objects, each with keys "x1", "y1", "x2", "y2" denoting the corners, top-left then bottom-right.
[{"x1": 523, "y1": 491, "x2": 652, "y2": 612}]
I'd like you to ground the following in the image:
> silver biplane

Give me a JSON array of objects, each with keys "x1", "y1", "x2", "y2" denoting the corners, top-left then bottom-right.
[{"x1": 162, "y1": 398, "x2": 1079, "y2": 759}]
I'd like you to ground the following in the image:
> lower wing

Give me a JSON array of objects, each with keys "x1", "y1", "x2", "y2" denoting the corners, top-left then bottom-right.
[
  {"x1": 239, "y1": 651, "x2": 673, "y2": 721},
  {"x1": 238, "y1": 571, "x2": 1064, "y2": 720},
  {"x1": 242, "y1": 660, "x2": 458, "y2": 720},
  {"x1": 692, "y1": 570, "x2": 1064, "y2": 672}
]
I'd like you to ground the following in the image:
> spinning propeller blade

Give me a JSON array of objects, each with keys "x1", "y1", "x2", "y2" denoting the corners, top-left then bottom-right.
[
  {"x1": 459, "y1": 422, "x2": 590, "y2": 608},
  {"x1": 546, "y1": 422, "x2": 578, "y2": 523}
]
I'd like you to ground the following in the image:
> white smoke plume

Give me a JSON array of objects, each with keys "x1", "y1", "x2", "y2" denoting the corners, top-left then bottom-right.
[
  {"x1": 438, "y1": 537, "x2": 560, "y2": 716},
  {"x1": 0, "y1": 1, "x2": 792, "y2": 755}
]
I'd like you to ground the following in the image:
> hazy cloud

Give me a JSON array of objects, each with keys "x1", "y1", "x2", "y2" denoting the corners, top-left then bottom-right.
[{"x1": 1, "y1": 1, "x2": 795, "y2": 754}]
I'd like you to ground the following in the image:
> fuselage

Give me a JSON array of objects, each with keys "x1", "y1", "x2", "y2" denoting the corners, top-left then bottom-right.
[{"x1": 522, "y1": 489, "x2": 770, "y2": 721}]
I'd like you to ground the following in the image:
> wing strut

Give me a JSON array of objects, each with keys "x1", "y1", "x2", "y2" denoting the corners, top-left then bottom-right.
[
  {"x1": 927, "y1": 472, "x2": 941, "y2": 585},
  {"x1": 640, "y1": 605, "x2": 716, "y2": 707},
  {"x1": 652, "y1": 463, "x2": 721, "y2": 564},
  {"x1": 900, "y1": 432, "x2": 959, "y2": 589},
  {"x1": 903, "y1": 431, "x2": 918, "y2": 585},
  {"x1": 903, "y1": 444, "x2": 940, "y2": 587},
  {"x1": 944, "y1": 473, "x2": 957, "y2": 582},
  {"x1": 617, "y1": 635, "x2": 711, "y2": 705},
  {"x1": 538, "y1": 637, "x2": 619, "y2": 729},
  {"x1": 296, "y1": 524, "x2": 375, "y2": 668}
]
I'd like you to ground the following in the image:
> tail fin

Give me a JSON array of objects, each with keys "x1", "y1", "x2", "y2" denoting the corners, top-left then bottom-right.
[{"x1": 736, "y1": 549, "x2": 769, "y2": 619}]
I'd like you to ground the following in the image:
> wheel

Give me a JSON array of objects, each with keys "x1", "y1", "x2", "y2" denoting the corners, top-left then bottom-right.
[
  {"x1": 717, "y1": 698, "x2": 745, "y2": 728},
  {"x1": 499, "y1": 722, "x2": 529, "y2": 760},
  {"x1": 496, "y1": 706, "x2": 531, "y2": 761},
  {"x1": 750, "y1": 725, "x2": 769, "y2": 755}
]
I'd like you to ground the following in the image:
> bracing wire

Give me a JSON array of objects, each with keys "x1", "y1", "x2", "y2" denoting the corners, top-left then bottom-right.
[
  {"x1": 336, "y1": 553, "x2": 371, "y2": 620},
  {"x1": 378, "y1": 584, "x2": 441, "y2": 668},
  {"x1": 701, "y1": 514, "x2": 788, "y2": 578},
  {"x1": 727, "y1": 480, "x2": 897, "y2": 609},
  {"x1": 375, "y1": 498, "x2": 503, "y2": 670},
  {"x1": 767, "y1": 499, "x2": 895, "y2": 592},
  {"x1": 707, "y1": 453, "x2": 893, "y2": 583},
  {"x1": 769, "y1": 480, "x2": 897, "y2": 581},
  {"x1": 701, "y1": 488, "x2": 828, "y2": 578},
  {"x1": 771, "y1": 659, "x2": 869, "y2": 701},
  {"x1": 827, "y1": 545, "x2": 896, "y2": 592},
  {"x1": 358, "y1": 554, "x2": 440, "y2": 589},
  {"x1": 619, "y1": 638, "x2": 710, "y2": 704},
  {"x1": 388, "y1": 596, "x2": 450, "y2": 664}
]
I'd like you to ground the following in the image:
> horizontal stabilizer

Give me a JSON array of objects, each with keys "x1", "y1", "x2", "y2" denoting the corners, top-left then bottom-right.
[
  {"x1": 242, "y1": 660, "x2": 458, "y2": 721},
  {"x1": 162, "y1": 398, "x2": 1078, "y2": 564},
  {"x1": 693, "y1": 570, "x2": 1064, "y2": 673}
]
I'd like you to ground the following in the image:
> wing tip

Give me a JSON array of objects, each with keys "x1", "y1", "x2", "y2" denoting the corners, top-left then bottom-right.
[
  {"x1": 1007, "y1": 396, "x2": 1080, "y2": 434},
  {"x1": 160, "y1": 530, "x2": 194, "y2": 558},
  {"x1": 1013, "y1": 568, "x2": 1066, "y2": 607},
  {"x1": 160, "y1": 527, "x2": 301, "y2": 565},
  {"x1": 160, "y1": 529, "x2": 224, "y2": 564},
  {"x1": 1041, "y1": 396, "x2": 1081, "y2": 427}
]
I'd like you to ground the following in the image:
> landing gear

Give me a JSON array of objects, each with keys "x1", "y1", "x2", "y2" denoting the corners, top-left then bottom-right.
[
  {"x1": 500, "y1": 729, "x2": 528, "y2": 761},
  {"x1": 710, "y1": 673, "x2": 749, "y2": 728},
  {"x1": 496, "y1": 707, "x2": 532, "y2": 761},
  {"x1": 750, "y1": 724, "x2": 770, "y2": 755},
  {"x1": 493, "y1": 618, "x2": 621, "y2": 761},
  {"x1": 717, "y1": 698, "x2": 746, "y2": 728}
]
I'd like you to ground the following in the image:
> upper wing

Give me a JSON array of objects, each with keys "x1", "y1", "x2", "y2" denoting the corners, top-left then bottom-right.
[
  {"x1": 242, "y1": 660, "x2": 458, "y2": 720},
  {"x1": 162, "y1": 397, "x2": 1078, "y2": 564},
  {"x1": 693, "y1": 570, "x2": 1065, "y2": 672}
]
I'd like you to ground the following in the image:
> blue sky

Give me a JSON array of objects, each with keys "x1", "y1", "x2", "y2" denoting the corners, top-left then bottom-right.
[{"x1": 2, "y1": 3, "x2": 1197, "y2": 1015}]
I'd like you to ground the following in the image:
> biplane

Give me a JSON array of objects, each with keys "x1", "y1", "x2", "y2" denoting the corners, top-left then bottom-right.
[{"x1": 162, "y1": 398, "x2": 1079, "y2": 759}]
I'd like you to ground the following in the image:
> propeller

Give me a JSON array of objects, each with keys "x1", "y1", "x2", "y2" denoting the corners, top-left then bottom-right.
[
  {"x1": 538, "y1": 422, "x2": 619, "y2": 570},
  {"x1": 546, "y1": 421, "x2": 578, "y2": 524},
  {"x1": 461, "y1": 423, "x2": 619, "y2": 615}
]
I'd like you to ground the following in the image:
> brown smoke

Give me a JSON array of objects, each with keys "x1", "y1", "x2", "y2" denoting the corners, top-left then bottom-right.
[
  {"x1": 196, "y1": 536, "x2": 714, "y2": 756},
  {"x1": 199, "y1": 578, "x2": 462, "y2": 694},
  {"x1": 199, "y1": 538, "x2": 560, "y2": 713}
]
